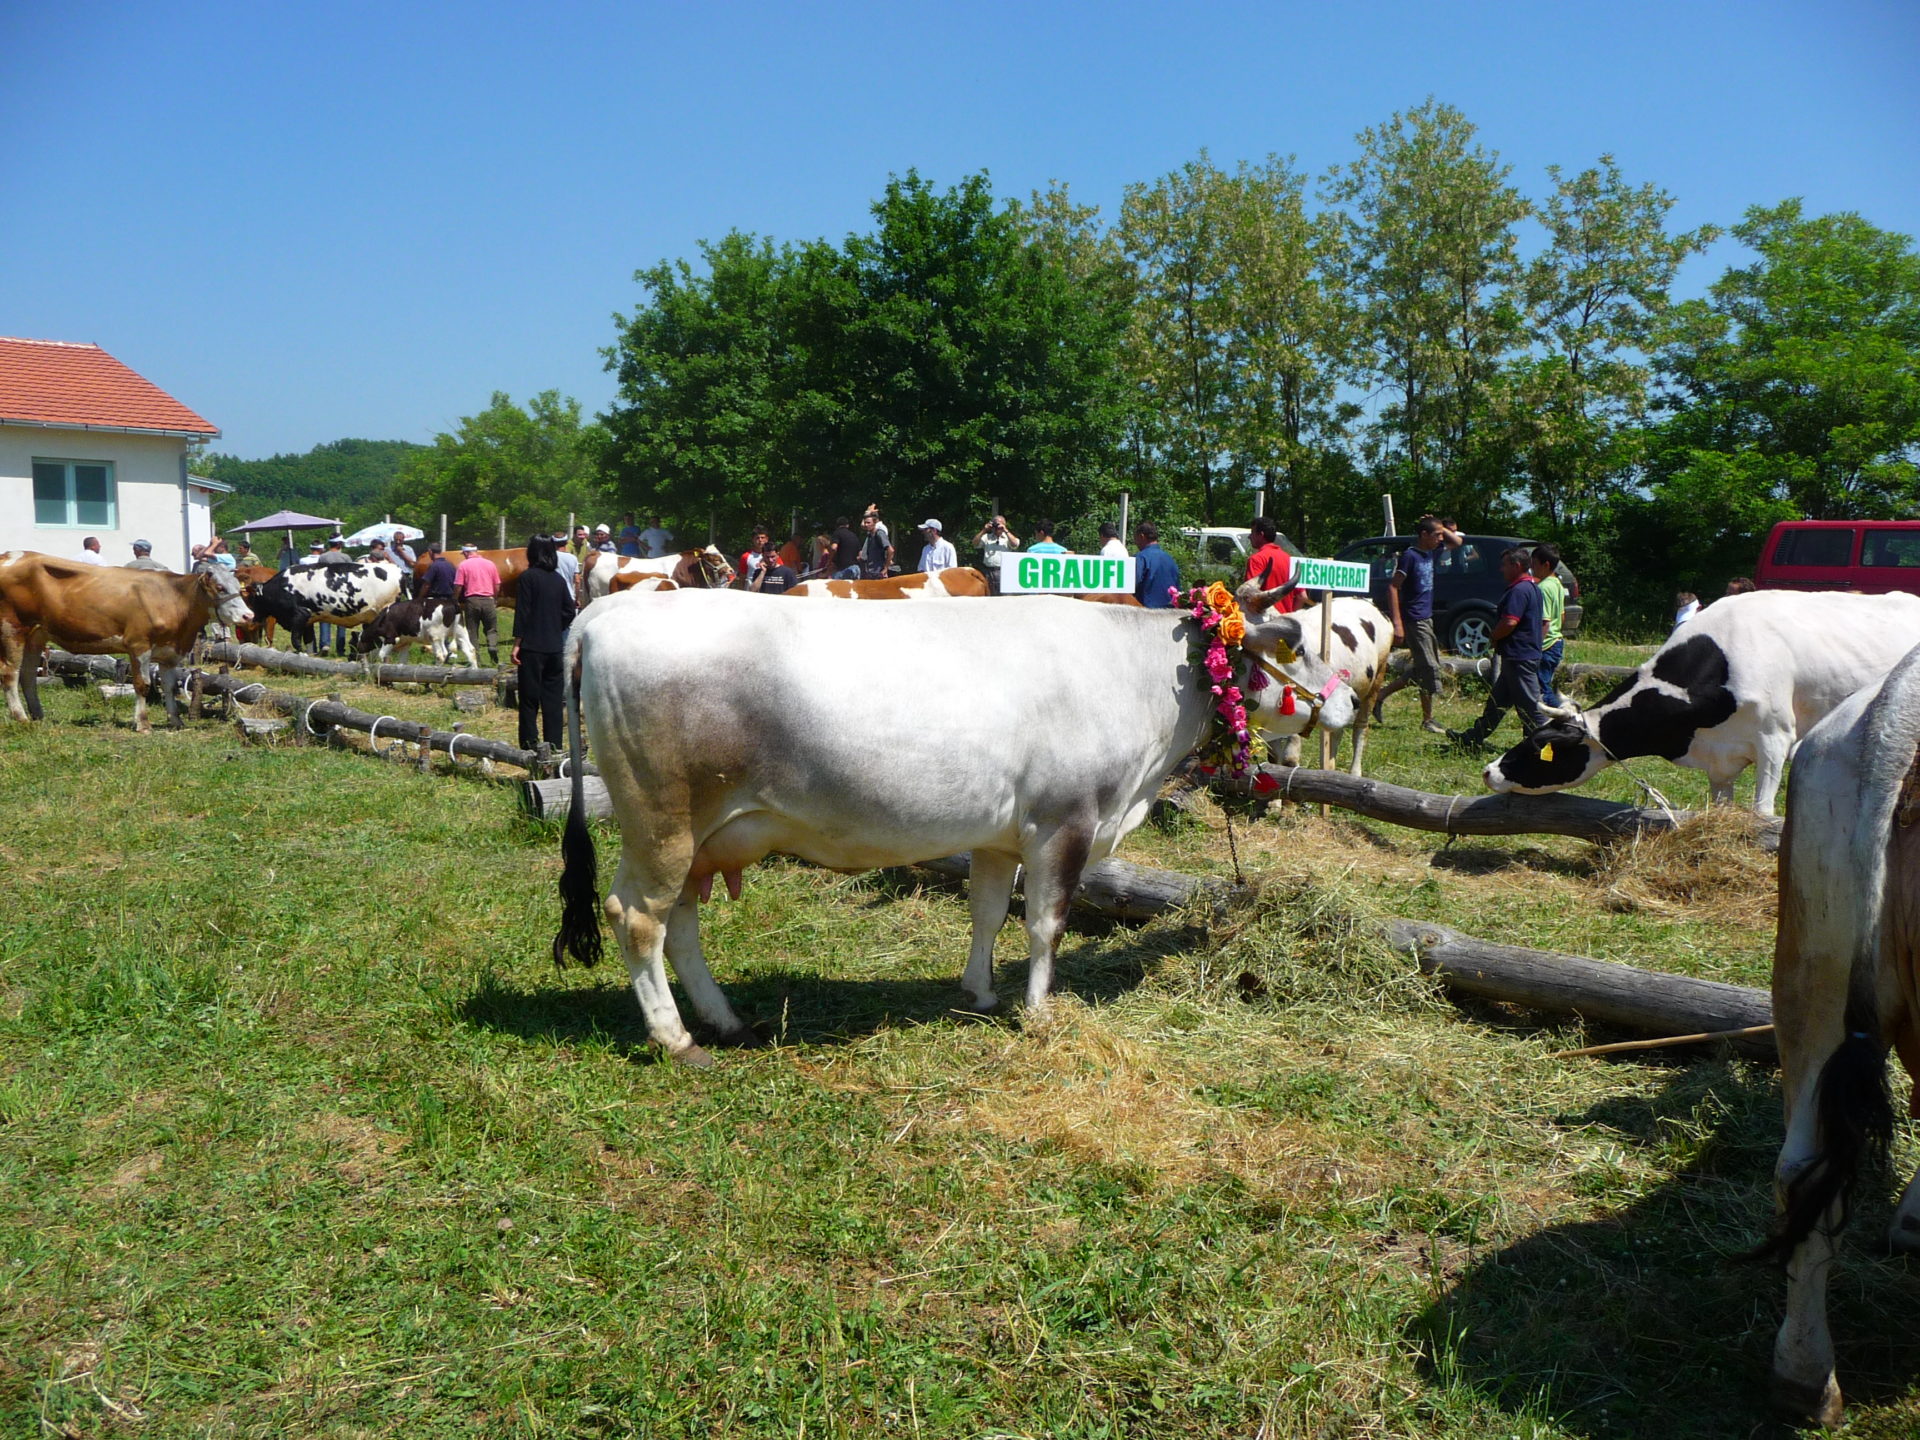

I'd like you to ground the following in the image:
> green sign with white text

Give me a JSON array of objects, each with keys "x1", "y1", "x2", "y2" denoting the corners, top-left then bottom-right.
[
  {"x1": 996, "y1": 553, "x2": 1135, "y2": 594},
  {"x1": 1292, "y1": 557, "x2": 1371, "y2": 592}
]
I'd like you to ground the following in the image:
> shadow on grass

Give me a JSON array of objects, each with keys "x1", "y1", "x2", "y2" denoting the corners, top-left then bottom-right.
[
  {"x1": 458, "y1": 915, "x2": 1186, "y2": 1053},
  {"x1": 1413, "y1": 1063, "x2": 1920, "y2": 1438}
]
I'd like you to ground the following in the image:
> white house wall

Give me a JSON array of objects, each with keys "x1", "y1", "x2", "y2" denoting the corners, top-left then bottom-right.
[{"x1": 0, "y1": 426, "x2": 197, "y2": 571}]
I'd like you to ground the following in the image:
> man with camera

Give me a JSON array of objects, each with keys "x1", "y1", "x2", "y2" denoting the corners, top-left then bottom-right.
[{"x1": 975, "y1": 514, "x2": 1020, "y2": 593}]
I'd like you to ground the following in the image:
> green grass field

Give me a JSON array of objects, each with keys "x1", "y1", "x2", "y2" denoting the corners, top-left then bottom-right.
[{"x1": 3, "y1": 653, "x2": 1917, "y2": 1438}]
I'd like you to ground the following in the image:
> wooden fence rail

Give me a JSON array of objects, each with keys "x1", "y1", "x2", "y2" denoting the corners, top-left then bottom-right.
[
  {"x1": 197, "y1": 641, "x2": 505, "y2": 688},
  {"x1": 1233, "y1": 764, "x2": 1783, "y2": 850},
  {"x1": 526, "y1": 773, "x2": 1775, "y2": 1055}
]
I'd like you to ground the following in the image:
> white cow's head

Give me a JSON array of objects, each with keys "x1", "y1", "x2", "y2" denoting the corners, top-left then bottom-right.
[{"x1": 1235, "y1": 583, "x2": 1358, "y2": 737}]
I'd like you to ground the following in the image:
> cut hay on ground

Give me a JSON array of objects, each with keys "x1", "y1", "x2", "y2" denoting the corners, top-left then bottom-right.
[{"x1": 1596, "y1": 807, "x2": 1777, "y2": 927}]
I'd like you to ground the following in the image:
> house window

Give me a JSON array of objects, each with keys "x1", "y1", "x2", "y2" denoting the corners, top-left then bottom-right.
[{"x1": 32, "y1": 459, "x2": 117, "y2": 528}]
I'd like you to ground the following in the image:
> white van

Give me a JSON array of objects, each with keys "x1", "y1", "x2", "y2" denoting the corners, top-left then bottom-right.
[{"x1": 1176, "y1": 527, "x2": 1300, "y2": 565}]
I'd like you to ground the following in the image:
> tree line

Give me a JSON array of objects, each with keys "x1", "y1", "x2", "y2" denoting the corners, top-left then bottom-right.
[{"x1": 209, "y1": 99, "x2": 1920, "y2": 628}]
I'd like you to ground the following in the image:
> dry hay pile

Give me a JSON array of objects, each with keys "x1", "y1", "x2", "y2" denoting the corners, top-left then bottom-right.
[{"x1": 1596, "y1": 807, "x2": 1777, "y2": 927}]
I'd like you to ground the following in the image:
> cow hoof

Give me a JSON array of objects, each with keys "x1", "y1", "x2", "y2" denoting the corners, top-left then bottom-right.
[
  {"x1": 956, "y1": 991, "x2": 1000, "y2": 1016},
  {"x1": 1770, "y1": 1369, "x2": 1843, "y2": 1428},
  {"x1": 715, "y1": 1025, "x2": 768, "y2": 1050},
  {"x1": 668, "y1": 1043, "x2": 716, "y2": 1070}
]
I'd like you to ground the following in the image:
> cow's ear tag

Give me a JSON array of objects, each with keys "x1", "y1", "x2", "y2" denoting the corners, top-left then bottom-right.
[
  {"x1": 1271, "y1": 640, "x2": 1298, "y2": 664},
  {"x1": 1539, "y1": 742, "x2": 1554, "y2": 762}
]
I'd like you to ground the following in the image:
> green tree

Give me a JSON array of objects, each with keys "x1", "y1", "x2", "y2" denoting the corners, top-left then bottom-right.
[
  {"x1": 391, "y1": 390, "x2": 608, "y2": 542},
  {"x1": 1653, "y1": 200, "x2": 1920, "y2": 522},
  {"x1": 600, "y1": 172, "x2": 1133, "y2": 545},
  {"x1": 1500, "y1": 157, "x2": 1717, "y2": 533},
  {"x1": 203, "y1": 439, "x2": 424, "y2": 532},
  {"x1": 1117, "y1": 153, "x2": 1239, "y2": 522},
  {"x1": 1322, "y1": 99, "x2": 1529, "y2": 518},
  {"x1": 600, "y1": 231, "x2": 793, "y2": 537}
]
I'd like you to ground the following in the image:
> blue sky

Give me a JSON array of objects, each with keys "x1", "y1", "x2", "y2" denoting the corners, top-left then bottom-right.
[{"x1": 3, "y1": 0, "x2": 1915, "y2": 460}]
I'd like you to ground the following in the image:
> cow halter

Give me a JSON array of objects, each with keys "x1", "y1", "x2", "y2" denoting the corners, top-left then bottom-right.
[{"x1": 1243, "y1": 652, "x2": 1344, "y2": 739}]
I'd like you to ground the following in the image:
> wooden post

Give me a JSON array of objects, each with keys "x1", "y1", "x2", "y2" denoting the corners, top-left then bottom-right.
[
  {"x1": 439, "y1": 513, "x2": 447, "y2": 552},
  {"x1": 1118, "y1": 491, "x2": 1130, "y2": 541},
  {"x1": 1382, "y1": 492, "x2": 1397, "y2": 536},
  {"x1": 1318, "y1": 597, "x2": 1334, "y2": 789},
  {"x1": 498, "y1": 515, "x2": 507, "y2": 550},
  {"x1": 1254, "y1": 487, "x2": 1265, "y2": 519}
]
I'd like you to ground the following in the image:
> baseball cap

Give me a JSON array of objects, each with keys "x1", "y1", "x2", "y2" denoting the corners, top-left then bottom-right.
[
  {"x1": 461, "y1": 542, "x2": 478, "y2": 552},
  {"x1": 920, "y1": 518, "x2": 942, "y2": 532},
  {"x1": 132, "y1": 539, "x2": 153, "y2": 551},
  {"x1": 595, "y1": 523, "x2": 611, "y2": 534}
]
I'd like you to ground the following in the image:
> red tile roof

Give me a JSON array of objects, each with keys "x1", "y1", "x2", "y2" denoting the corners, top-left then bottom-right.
[{"x1": 0, "y1": 336, "x2": 217, "y2": 436}]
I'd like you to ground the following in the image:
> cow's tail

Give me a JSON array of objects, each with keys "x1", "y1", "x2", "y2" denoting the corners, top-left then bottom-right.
[
  {"x1": 1752, "y1": 981, "x2": 1892, "y2": 1264},
  {"x1": 552, "y1": 627, "x2": 603, "y2": 969}
]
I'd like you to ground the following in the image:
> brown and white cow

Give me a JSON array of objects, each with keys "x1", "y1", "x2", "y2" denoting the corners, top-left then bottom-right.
[
  {"x1": 786, "y1": 567, "x2": 990, "y2": 599},
  {"x1": 0, "y1": 551, "x2": 252, "y2": 732},
  {"x1": 1757, "y1": 642, "x2": 1920, "y2": 1427},
  {"x1": 583, "y1": 548, "x2": 735, "y2": 604}
]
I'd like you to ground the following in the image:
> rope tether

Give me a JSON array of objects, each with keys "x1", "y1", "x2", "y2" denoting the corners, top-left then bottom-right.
[{"x1": 367, "y1": 715, "x2": 403, "y2": 756}]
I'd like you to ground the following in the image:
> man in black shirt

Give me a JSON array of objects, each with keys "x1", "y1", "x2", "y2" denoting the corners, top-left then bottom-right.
[
  {"x1": 831, "y1": 516, "x2": 861, "y2": 580},
  {"x1": 748, "y1": 540, "x2": 799, "y2": 595},
  {"x1": 511, "y1": 534, "x2": 577, "y2": 750},
  {"x1": 1448, "y1": 546, "x2": 1547, "y2": 751},
  {"x1": 420, "y1": 543, "x2": 458, "y2": 600}
]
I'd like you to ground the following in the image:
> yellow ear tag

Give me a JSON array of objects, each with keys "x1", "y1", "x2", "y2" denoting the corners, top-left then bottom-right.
[
  {"x1": 1270, "y1": 639, "x2": 1298, "y2": 664},
  {"x1": 1539, "y1": 743, "x2": 1554, "y2": 762}
]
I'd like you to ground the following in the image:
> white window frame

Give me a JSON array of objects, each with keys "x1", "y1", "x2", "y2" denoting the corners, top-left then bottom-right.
[{"x1": 31, "y1": 458, "x2": 118, "y2": 530}]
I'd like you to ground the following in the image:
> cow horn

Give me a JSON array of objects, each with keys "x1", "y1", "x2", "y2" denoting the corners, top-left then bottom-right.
[{"x1": 1235, "y1": 580, "x2": 1285, "y2": 615}]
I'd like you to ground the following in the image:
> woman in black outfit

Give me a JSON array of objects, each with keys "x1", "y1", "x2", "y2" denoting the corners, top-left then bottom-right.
[{"x1": 513, "y1": 533, "x2": 577, "y2": 751}]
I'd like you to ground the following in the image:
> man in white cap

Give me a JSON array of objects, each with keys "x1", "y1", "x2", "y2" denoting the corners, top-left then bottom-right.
[{"x1": 917, "y1": 519, "x2": 957, "y2": 575}]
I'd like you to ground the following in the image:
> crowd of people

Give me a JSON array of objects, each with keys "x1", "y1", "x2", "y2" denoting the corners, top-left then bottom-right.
[{"x1": 92, "y1": 500, "x2": 1776, "y2": 761}]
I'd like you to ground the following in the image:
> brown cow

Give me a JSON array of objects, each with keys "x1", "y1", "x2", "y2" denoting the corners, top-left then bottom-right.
[
  {"x1": 0, "y1": 551, "x2": 253, "y2": 732},
  {"x1": 786, "y1": 567, "x2": 991, "y2": 599},
  {"x1": 411, "y1": 549, "x2": 527, "y2": 607}
]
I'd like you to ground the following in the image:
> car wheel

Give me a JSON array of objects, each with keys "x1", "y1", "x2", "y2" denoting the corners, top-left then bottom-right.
[{"x1": 1449, "y1": 610, "x2": 1495, "y2": 658}]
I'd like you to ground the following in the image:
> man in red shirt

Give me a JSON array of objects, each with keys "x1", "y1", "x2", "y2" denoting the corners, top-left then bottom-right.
[
  {"x1": 1244, "y1": 517, "x2": 1300, "y2": 612},
  {"x1": 454, "y1": 542, "x2": 504, "y2": 666}
]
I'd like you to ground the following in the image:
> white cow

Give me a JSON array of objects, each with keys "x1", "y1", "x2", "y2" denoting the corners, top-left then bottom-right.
[
  {"x1": 1760, "y1": 641, "x2": 1920, "y2": 1427},
  {"x1": 1484, "y1": 590, "x2": 1920, "y2": 814},
  {"x1": 551, "y1": 589, "x2": 1358, "y2": 1065},
  {"x1": 1270, "y1": 595, "x2": 1395, "y2": 775}
]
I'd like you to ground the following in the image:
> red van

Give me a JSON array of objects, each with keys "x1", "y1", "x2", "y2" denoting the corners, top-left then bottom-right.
[{"x1": 1755, "y1": 519, "x2": 1920, "y2": 595}]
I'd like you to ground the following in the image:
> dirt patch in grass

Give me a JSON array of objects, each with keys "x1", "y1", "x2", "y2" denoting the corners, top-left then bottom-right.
[
  {"x1": 947, "y1": 1008, "x2": 1389, "y2": 1205},
  {"x1": 295, "y1": 1113, "x2": 408, "y2": 1185},
  {"x1": 1596, "y1": 808, "x2": 1778, "y2": 927},
  {"x1": 85, "y1": 1151, "x2": 164, "y2": 1203}
]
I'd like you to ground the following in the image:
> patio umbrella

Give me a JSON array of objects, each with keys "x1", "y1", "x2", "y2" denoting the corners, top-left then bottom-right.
[
  {"x1": 340, "y1": 518, "x2": 425, "y2": 546},
  {"x1": 223, "y1": 510, "x2": 343, "y2": 566}
]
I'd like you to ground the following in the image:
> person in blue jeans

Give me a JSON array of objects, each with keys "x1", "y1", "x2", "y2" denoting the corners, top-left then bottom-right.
[
  {"x1": 1448, "y1": 547, "x2": 1546, "y2": 750},
  {"x1": 1529, "y1": 541, "x2": 1571, "y2": 714}
]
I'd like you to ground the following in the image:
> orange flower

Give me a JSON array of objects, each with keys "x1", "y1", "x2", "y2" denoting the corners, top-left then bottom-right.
[
  {"x1": 1205, "y1": 581, "x2": 1235, "y2": 614},
  {"x1": 1218, "y1": 614, "x2": 1246, "y2": 646}
]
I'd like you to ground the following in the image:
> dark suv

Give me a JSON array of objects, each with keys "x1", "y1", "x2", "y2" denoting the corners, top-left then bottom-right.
[{"x1": 1331, "y1": 534, "x2": 1584, "y2": 658}]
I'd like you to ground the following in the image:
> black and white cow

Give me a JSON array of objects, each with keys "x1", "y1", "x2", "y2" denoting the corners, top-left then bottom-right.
[
  {"x1": 259, "y1": 563, "x2": 404, "y2": 653},
  {"x1": 1272, "y1": 595, "x2": 1394, "y2": 776},
  {"x1": 1483, "y1": 590, "x2": 1920, "y2": 814},
  {"x1": 354, "y1": 598, "x2": 479, "y2": 666}
]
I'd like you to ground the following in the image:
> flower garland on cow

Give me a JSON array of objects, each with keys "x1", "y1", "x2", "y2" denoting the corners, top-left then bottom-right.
[{"x1": 1174, "y1": 581, "x2": 1271, "y2": 783}]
